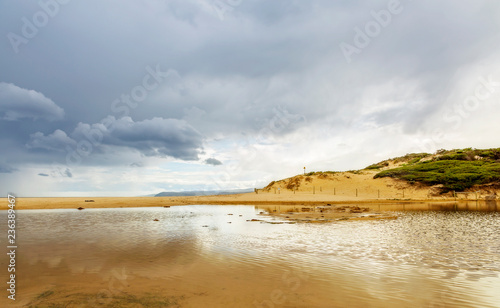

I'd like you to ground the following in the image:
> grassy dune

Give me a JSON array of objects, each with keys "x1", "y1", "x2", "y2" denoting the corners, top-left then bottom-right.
[{"x1": 373, "y1": 148, "x2": 500, "y2": 192}]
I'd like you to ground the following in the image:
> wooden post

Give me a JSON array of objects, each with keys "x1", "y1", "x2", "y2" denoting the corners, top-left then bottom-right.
[
  {"x1": 356, "y1": 188, "x2": 358, "y2": 197},
  {"x1": 313, "y1": 186, "x2": 315, "y2": 194},
  {"x1": 320, "y1": 186, "x2": 322, "y2": 192},
  {"x1": 334, "y1": 188, "x2": 336, "y2": 195}
]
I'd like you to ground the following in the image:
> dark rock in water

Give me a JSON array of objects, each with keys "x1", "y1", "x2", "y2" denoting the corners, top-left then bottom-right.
[
  {"x1": 77, "y1": 207, "x2": 84, "y2": 210},
  {"x1": 227, "y1": 213, "x2": 233, "y2": 215},
  {"x1": 153, "y1": 219, "x2": 159, "y2": 221},
  {"x1": 202, "y1": 225, "x2": 209, "y2": 227},
  {"x1": 163, "y1": 206, "x2": 170, "y2": 208},
  {"x1": 227, "y1": 222, "x2": 232, "y2": 223}
]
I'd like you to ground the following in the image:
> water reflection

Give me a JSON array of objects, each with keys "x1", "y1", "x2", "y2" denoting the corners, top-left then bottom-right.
[
  {"x1": 256, "y1": 200, "x2": 499, "y2": 214},
  {"x1": 1, "y1": 204, "x2": 499, "y2": 307}
]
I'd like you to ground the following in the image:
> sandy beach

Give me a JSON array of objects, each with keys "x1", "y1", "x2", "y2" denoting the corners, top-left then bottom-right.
[{"x1": 2, "y1": 170, "x2": 492, "y2": 211}]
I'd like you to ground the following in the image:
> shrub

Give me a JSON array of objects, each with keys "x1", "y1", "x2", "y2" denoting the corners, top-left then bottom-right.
[
  {"x1": 286, "y1": 177, "x2": 302, "y2": 190},
  {"x1": 374, "y1": 160, "x2": 500, "y2": 192},
  {"x1": 365, "y1": 161, "x2": 389, "y2": 170}
]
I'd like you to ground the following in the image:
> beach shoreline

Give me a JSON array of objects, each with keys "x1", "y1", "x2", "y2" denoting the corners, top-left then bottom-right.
[
  {"x1": 0, "y1": 194, "x2": 461, "y2": 211},
  {"x1": 4, "y1": 169, "x2": 496, "y2": 211}
]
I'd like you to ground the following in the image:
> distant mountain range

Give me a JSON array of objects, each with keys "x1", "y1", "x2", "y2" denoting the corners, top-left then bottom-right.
[{"x1": 154, "y1": 188, "x2": 254, "y2": 197}]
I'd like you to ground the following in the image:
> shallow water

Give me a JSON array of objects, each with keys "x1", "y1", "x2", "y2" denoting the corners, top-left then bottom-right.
[{"x1": 1, "y1": 203, "x2": 500, "y2": 307}]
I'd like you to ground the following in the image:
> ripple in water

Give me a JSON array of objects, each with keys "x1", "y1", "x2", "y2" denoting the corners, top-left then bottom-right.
[{"x1": 3, "y1": 206, "x2": 500, "y2": 307}]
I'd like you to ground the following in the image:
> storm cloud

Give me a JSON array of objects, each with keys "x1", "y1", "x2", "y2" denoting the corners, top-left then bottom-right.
[
  {"x1": 28, "y1": 116, "x2": 204, "y2": 161},
  {"x1": 1, "y1": 0, "x2": 500, "y2": 196}
]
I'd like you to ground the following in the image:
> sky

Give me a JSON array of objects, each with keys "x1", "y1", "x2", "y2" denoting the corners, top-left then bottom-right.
[{"x1": 1, "y1": 0, "x2": 500, "y2": 197}]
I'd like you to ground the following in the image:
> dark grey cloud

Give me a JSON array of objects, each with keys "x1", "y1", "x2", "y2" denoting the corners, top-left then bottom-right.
[
  {"x1": 38, "y1": 173, "x2": 49, "y2": 177},
  {"x1": 1, "y1": 0, "x2": 500, "y2": 196},
  {"x1": 204, "y1": 158, "x2": 222, "y2": 166},
  {"x1": 1, "y1": 1, "x2": 499, "y2": 139},
  {"x1": 0, "y1": 82, "x2": 64, "y2": 121},
  {"x1": 27, "y1": 116, "x2": 204, "y2": 162}
]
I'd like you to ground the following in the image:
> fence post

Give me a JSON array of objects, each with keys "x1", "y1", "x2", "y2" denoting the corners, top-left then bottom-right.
[{"x1": 356, "y1": 188, "x2": 358, "y2": 197}]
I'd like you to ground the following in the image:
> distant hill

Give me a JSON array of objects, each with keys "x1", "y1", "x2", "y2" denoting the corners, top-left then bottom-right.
[{"x1": 155, "y1": 188, "x2": 254, "y2": 197}]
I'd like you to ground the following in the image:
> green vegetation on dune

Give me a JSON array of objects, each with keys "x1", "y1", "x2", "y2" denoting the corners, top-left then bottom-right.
[
  {"x1": 373, "y1": 148, "x2": 500, "y2": 192},
  {"x1": 264, "y1": 148, "x2": 500, "y2": 194}
]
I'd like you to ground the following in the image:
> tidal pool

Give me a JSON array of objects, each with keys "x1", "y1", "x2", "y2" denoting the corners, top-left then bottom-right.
[{"x1": 1, "y1": 203, "x2": 499, "y2": 307}]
